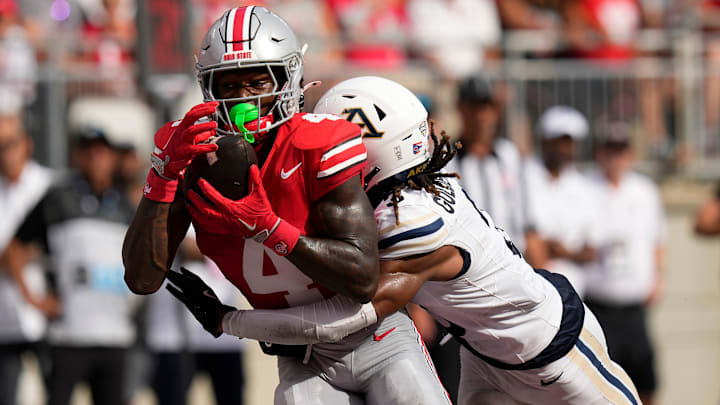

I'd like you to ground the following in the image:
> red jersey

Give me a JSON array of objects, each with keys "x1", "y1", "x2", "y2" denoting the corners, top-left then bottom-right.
[{"x1": 194, "y1": 113, "x2": 367, "y2": 309}]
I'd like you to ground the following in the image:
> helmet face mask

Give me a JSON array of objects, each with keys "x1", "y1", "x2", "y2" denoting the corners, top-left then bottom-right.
[
  {"x1": 195, "y1": 6, "x2": 304, "y2": 139},
  {"x1": 313, "y1": 76, "x2": 430, "y2": 193}
]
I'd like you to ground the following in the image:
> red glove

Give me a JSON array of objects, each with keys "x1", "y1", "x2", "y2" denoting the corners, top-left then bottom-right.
[
  {"x1": 144, "y1": 102, "x2": 219, "y2": 202},
  {"x1": 186, "y1": 165, "x2": 301, "y2": 256}
]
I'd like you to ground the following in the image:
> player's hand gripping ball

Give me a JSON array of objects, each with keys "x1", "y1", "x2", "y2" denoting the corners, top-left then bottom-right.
[
  {"x1": 151, "y1": 102, "x2": 220, "y2": 181},
  {"x1": 143, "y1": 102, "x2": 220, "y2": 203},
  {"x1": 186, "y1": 163, "x2": 301, "y2": 256},
  {"x1": 182, "y1": 135, "x2": 259, "y2": 201}
]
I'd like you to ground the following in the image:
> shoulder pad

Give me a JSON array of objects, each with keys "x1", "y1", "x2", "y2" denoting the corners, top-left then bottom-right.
[
  {"x1": 376, "y1": 194, "x2": 447, "y2": 256},
  {"x1": 289, "y1": 113, "x2": 362, "y2": 151}
]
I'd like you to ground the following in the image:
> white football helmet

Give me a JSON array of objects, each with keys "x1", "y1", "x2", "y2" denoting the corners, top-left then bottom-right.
[
  {"x1": 196, "y1": 6, "x2": 304, "y2": 139},
  {"x1": 313, "y1": 76, "x2": 430, "y2": 192}
]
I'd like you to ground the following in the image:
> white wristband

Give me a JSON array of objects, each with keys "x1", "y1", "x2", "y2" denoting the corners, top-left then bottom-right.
[{"x1": 222, "y1": 295, "x2": 378, "y2": 344}]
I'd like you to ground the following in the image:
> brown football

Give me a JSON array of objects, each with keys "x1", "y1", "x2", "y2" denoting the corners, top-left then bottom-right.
[{"x1": 183, "y1": 136, "x2": 258, "y2": 201}]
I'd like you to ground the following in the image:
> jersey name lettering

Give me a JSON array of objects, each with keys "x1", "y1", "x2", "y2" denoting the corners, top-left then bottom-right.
[{"x1": 432, "y1": 179, "x2": 455, "y2": 214}]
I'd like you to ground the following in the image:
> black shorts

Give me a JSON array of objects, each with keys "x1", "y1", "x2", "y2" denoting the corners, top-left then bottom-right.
[
  {"x1": 152, "y1": 351, "x2": 245, "y2": 405},
  {"x1": 585, "y1": 300, "x2": 657, "y2": 394},
  {"x1": 47, "y1": 346, "x2": 128, "y2": 405}
]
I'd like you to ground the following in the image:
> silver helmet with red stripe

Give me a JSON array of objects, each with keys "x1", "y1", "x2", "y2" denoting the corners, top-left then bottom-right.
[{"x1": 196, "y1": 6, "x2": 304, "y2": 138}]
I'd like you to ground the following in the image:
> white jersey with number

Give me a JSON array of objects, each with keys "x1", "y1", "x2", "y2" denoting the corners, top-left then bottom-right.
[{"x1": 376, "y1": 177, "x2": 562, "y2": 365}]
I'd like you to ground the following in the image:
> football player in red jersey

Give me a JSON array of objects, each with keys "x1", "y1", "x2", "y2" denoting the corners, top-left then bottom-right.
[
  {"x1": 122, "y1": 6, "x2": 450, "y2": 405},
  {"x1": 168, "y1": 77, "x2": 641, "y2": 405}
]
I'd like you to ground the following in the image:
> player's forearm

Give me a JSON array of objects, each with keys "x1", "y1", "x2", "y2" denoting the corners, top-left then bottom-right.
[
  {"x1": 122, "y1": 197, "x2": 188, "y2": 294},
  {"x1": 122, "y1": 198, "x2": 171, "y2": 293},
  {"x1": 221, "y1": 294, "x2": 377, "y2": 344},
  {"x1": 288, "y1": 236, "x2": 379, "y2": 303},
  {"x1": 371, "y1": 272, "x2": 425, "y2": 319},
  {"x1": 371, "y1": 246, "x2": 462, "y2": 317}
]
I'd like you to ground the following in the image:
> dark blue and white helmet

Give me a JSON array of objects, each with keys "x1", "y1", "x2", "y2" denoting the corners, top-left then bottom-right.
[{"x1": 314, "y1": 76, "x2": 430, "y2": 192}]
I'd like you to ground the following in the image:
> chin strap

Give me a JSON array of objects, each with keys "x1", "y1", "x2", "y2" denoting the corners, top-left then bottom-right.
[{"x1": 298, "y1": 81, "x2": 322, "y2": 112}]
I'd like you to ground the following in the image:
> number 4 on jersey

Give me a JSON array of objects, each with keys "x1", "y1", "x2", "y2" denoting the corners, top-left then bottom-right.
[{"x1": 243, "y1": 240, "x2": 325, "y2": 306}]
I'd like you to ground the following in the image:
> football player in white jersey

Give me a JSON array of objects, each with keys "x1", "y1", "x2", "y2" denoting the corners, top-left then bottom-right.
[{"x1": 169, "y1": 77, "x2": 640, "y2": 405}]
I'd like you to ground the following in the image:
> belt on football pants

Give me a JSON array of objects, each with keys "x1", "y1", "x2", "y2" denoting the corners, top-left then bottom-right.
[{"x1": 450, "y1": 269, "x2": 585, "y2": 370}]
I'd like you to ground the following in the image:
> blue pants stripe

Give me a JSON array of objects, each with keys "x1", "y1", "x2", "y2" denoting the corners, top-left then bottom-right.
[{"x1": 576, "y1": 338, "x2": 638, "y2": 405}]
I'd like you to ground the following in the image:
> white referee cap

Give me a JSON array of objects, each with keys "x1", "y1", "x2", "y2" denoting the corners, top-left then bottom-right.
[{"x1": 537, "y1": 105, "x2": 588, "y2": 140}]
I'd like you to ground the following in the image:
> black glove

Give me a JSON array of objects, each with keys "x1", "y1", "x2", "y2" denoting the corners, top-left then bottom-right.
[{"x1": 166, "y1": 267, "x2": 236, "y2": 338}]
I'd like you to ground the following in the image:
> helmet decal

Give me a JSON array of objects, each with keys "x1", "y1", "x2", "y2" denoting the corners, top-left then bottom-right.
[
  {"x1": 225, "y1": 6, "x2": 253, "y2": 53},
  {"x1": 342, "y1": 107, "x2": 384, "y2": 138}
]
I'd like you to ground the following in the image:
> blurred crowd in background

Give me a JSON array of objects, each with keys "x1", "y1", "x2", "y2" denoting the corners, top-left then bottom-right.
[
  {"x1": 5, "y1": 0, "x2": 720, "y2": 166},
  {"x1": 2, "y1": 0, "x2": 720, "y2": 404},
  {"x1": 5, "y1": 0, "x2": 720, "y2": 164}
]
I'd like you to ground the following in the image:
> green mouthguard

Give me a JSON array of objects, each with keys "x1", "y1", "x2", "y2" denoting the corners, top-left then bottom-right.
[{"x1": 229, "y1": 103, "x2": 259, "y2": 144}]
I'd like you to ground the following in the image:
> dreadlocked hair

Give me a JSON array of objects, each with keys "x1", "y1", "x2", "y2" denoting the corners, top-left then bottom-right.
[{"x1": 388, "y1": 120, "x2": 462, "y2": 224}]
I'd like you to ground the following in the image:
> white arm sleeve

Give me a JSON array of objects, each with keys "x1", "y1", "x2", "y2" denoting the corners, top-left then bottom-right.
[{"x1": 221, "y1": 294, "x2": 378, "y2": 344}]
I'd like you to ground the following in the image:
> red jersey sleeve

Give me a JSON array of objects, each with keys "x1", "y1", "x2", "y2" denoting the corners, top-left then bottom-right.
[{"x1": 299, "y1": 115, "x2": 366, "y2": 201}]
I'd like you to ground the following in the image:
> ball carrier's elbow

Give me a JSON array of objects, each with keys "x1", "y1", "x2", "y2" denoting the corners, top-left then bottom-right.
[
  {"x1": 354, "y1": 280, "x2": 378, "y2": 304},
  {"x1": 348, "y1": 260, "x2": 379, "y2": 303},
  {"x1": 124, "y1": 271, "x2": 160, "y2": 295},
  {"x1": 122, "y1": 255, "x2": 166, "y2": 295}
]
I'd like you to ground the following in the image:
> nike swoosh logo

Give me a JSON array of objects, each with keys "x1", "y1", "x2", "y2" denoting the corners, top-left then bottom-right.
[
  {"x1": 540, "y1": 372, "x2": 563, "y2": 386},
  {"x1": 237, "y1": 217, "x2": 256, "y2": 231},
  {"x1": 202, "y1": 289, "x2": 216, "y2": 300},
  {"x1": 280, "y1": 162, "x2": 302, "y2": 180},
  {"x1": 373, "y1": 327, "x2": 396, "y2": 342}
]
